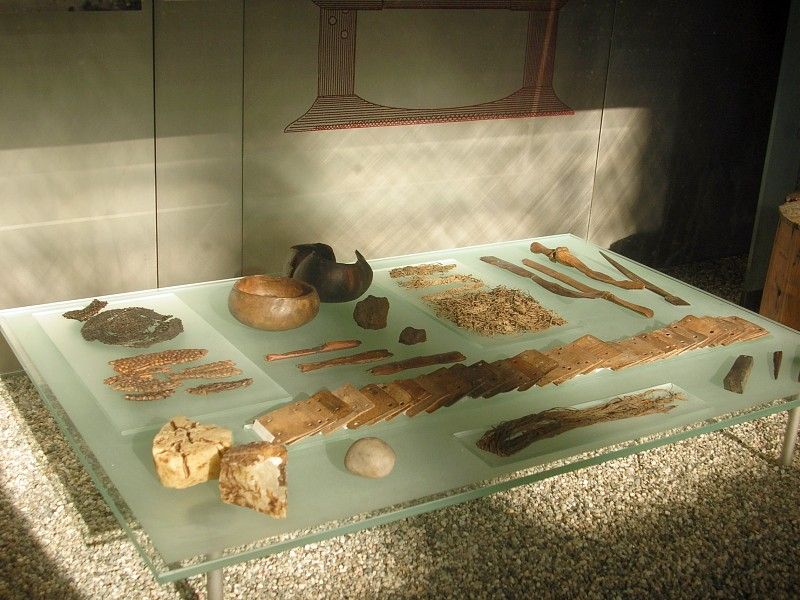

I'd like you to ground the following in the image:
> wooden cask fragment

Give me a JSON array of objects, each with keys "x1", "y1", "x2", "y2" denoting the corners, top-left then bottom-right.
[{"x1": 760, "y1": 196, "x2": 800, "y2": 330}]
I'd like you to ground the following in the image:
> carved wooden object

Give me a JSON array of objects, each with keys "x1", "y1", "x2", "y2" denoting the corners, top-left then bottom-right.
[
  {"x1": 252, "y1": 314, "x2": 767, "y2": 446},
  {"x1": 265, "y1": 339, "x2": 362, "y2": 362},
  {"x1": 530, "y1": 242, "x2": 643, "y2": 289},
  {"x1": 772, "y1": 350, "x2": 783, "y2": 380},
  {"x1": 521, "y1": 258, "x2": 654, "y2": 318},
  {"x1": 368, "y1": 351, "x2": 467, "y2": 376},
  {"x1": 599, "y1": 251, "x2": 689, "y2": 306},
  {"x1": 298, "y1": 349, "x2": 393, "y2": 372},
  {"x1": 723, "y1": 355, "x2": 754, "y2": 394}
]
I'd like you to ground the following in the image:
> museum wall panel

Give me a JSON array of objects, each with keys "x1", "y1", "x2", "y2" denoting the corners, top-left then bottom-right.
[
  {"x1": 241, "y1": 0, "x2": 615, "y2": 274},
  {"x1": 0, "y1": 4, "x2": 156, "y2": 372},
  {"x1": 153, "y1": 0, "x2": 243, "y2": 287},
  {"x1": 590, "y1": 0, "x2": 788, "y2": 267}
]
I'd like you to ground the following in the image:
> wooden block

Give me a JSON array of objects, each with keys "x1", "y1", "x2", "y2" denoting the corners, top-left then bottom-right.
[
  {"x1": 657, "y1": 324, "x2": 707, "y2": 355},
  {"x1": 254, "y1": 398, "x2": 332, "y2": 445},
  {"x1": 381, "y1": 382, "x2": 416, "y2": 420},
  {"x1": 773, "y1": 350, "x2": 783, "y2": 380},
  {"x1": 538, "y1": 335, "x2": 610, "y2": 385},
  {"x1": 439, "y1": 364, "x2": 476, "y2": 407},
  {"x1": 411, "y1": 368, "x2": 451, "y2": 414},
  {"x1": 677, "y1": 316, "x2": 730, "y2": 348},
  {"x1": 353, "y1": 384, "x2": 400, "y2": 427},
  {"x1": 466, "y1": 361, "x2": 502, "y2": 398},
  {"x1": 424, "y1": 365, "x2": 475, "y2": 412},
  {"x1": 394, "y1": 379, "x2": 435, "y2": 416},
  {"x1": 723, "y1": 355, "x2": 754, "y2": 394},
  {"x1": 323, "y1": 384, "x2": 374, "y2": 434},
  {"x1": 480, "y1": 361, "x2": 520, "y2": 397},
  {"x1": 600, "y1": 342, "x2": 642, "y2": 371},
  {"x1": 504, "y1": 350, "x2": 559, "y2": 391}
]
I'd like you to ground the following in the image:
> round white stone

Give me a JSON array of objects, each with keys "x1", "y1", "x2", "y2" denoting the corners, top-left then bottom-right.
[{"x1": 344, "y1": 437, "x2": 396, "y2": 478}]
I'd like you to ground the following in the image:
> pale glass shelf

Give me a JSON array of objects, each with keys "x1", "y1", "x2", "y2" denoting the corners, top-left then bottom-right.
[{"x1": 1, "y1": 233, "x2": 798, "y2": 583}]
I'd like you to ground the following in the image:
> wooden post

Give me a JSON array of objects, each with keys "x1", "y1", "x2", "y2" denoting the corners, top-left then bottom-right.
[{"x1": 759, "y1": 193, "x2": 800, "y2": 330}]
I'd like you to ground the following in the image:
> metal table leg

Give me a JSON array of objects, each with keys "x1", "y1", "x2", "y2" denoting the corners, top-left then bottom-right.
[
  {"x1": 780, "y1": 405, "x2": 800, "y2": 467},
  {"x1": 207, "y1": 552, "x2": 224, "y2": 600}
]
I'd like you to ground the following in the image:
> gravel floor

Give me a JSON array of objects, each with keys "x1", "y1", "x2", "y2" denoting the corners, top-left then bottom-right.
[{"x1": 1, "y1": 256, "x2": 798, "y2": 599}]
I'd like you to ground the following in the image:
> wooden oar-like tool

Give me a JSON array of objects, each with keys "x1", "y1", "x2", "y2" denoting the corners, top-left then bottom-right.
[
  {"x1": 480, "y1": 256, "x2": 654, "y2": 318},
  {"x1": 530, "y1": 242, "x2": 644, "y2": 290},
  {"x1": 599, "y1": 251, "x2": 690, "y2": 306}
]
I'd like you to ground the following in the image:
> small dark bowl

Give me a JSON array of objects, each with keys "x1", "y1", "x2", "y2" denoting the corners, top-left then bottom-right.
[
  {"x1": 228, "y1": 275, "x2": 320, "y2": 331},
  {"x1": 286, "y1": 243, "x2": 373, "y2": 303}
]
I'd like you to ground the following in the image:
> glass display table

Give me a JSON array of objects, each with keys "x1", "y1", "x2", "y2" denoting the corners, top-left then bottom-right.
[{"x1": 1, "y1": 234, "x2": 798, "y2": 598}]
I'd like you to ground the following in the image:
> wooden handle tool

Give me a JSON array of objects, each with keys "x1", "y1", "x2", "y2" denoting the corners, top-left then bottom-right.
[
  {"x1": 599, "y1": 251, "x2": 690, "y2": 306},
  {"x1": 266, "y1": 339, "x2": 362, "y2": 362},
  {"x1": 480, "y1": 256, "x2": 588, "y2": 299},
  {"x1": 297, "y1": 349, "x2": 392, "y2": 373},
  {"x1": 530, "y1": 242, "x2": 644, "y2": 290},
  {"x1": 521, "y1": 258, "x2": 654, "y2": 318}
]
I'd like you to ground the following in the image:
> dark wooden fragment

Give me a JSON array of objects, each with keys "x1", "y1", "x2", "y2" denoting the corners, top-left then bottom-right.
[
  {"x1": 723, "y1": 355, "x2": 754, "y2": 394},
  {"x1": 368, "y1": 351, "x2": 466, "y2": 376},
  {"x1": 298, "y1": 349, "x2": 392, "y2": 372},
  {"x1": 772, "y1": 350, "x2": 783, "y2": 380}
]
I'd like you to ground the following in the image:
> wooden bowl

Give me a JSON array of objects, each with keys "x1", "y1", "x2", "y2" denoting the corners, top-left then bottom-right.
[{"x1": 228, "y1": 275, "x2": 320, "y2": 331}]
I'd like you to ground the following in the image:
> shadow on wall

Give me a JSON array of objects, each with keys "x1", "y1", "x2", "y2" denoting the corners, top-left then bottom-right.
[{"x1": 604, "y1": 0, "x2": 789, "y2": 268}]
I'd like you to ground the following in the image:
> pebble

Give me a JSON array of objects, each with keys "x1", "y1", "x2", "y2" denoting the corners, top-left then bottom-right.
[{"x1": 344, "y1": 437, "x2": 396, "y2": 478}]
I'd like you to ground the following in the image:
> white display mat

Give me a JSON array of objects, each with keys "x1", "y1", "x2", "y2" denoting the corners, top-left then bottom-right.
[{"x1": 34, "y1": 294, "x2": 290, "y2": 435}]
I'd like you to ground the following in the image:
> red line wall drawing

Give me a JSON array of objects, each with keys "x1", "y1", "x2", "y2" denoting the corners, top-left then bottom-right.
[{"x1": 285, "y1": 0, "x2": 574, "y2": 133}]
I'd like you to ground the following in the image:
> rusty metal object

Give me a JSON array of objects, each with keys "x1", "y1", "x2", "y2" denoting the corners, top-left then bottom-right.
[
  {"x1": 530, "y1": 242, "x2": 644, "y2": 290},
  {"x1": 186, "y1": 378, "x2": 254, "y2": 395},
  {"x1": 109, "y1": 349, "x2": 209, "y2": 375},
  {"x1": 228, "y1": 275, "x2": 320, "y2": 331},
  {"x1": 62, "y1": 299, "x2": 108, "y2": 321},
  {"x1": 265, "y1": 339, "x2": 362, "y2": 362},
  {"x1": 80, "y1": 307, "x2": 183, "y2": 348},
  {"x1": 599, "y1": 251, "x2": 689, "y2": 306},
  {"x1": 286, "y1": 243, "x2": 373, "y2": 303},
  {"x1": 298, "y1": 349, "x2": 393, "y2": 373}
]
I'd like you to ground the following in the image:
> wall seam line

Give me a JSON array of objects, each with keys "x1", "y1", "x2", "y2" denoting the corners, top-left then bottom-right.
[{"x1": 586, "y1": 0, "x2": 618, "y2": 243}]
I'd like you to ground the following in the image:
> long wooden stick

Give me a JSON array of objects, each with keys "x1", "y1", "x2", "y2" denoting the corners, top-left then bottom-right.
[
  {"x1": 298, "y1": 349, "x2": 392, "y2": 373},
  {"x1": 480, "y1": 256, "x2": 588, "y2": 299},
  {"x1": 266, "y1": 339, "x2": 362, "y2": 362},
  {"x1": 599, "y1": 251, "x2": 689, "y2": 306},
  {"x1": 368, "y1": 351, "x2": 467, "y2": 376},
  {"x1": 521, "y1": 258, "x2": 654, "y2": 318},
  {"x1": 530, "y1": 242, "x2": 644, "y2": 290}
]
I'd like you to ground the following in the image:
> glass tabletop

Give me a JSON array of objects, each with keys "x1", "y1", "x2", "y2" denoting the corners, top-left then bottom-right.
[{"x1": 2, "y1": 234, "x2": 798, "y2": 582}]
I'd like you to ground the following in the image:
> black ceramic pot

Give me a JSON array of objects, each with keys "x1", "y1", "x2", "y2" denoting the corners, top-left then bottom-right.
[{"x1": 285, "y1": 243, "x2": 373, "y2": 303}]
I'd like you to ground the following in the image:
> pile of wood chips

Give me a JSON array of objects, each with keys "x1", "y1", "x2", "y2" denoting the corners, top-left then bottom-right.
[{"x1": 426, "y1": 286, "x2": 567, "y2": 336}]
